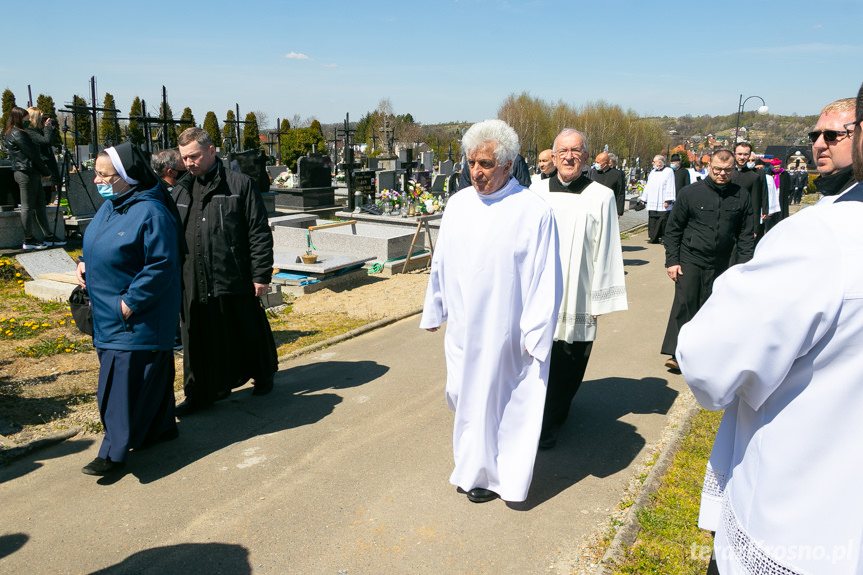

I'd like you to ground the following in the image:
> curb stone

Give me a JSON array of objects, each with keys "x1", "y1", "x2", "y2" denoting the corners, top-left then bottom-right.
[{"x1": 0, "y1": 428, "x2": 81, "y2": 466}]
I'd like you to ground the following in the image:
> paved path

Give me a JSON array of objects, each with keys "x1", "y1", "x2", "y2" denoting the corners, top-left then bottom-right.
[{"x1": 0, "y1": 230, "x2": 685, "y2": 575}]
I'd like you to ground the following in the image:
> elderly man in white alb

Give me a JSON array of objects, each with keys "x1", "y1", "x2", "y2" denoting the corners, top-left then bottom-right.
[
  {"x1": 530, "y1": 129, "x2": 628, "y2": 449},
  {"x1": 640, "y1": 154, "x2": 676, "y2": 244},
  {"x1": 678, "y1": 84, "x2": 863, "y2": 575},
  {"x1": 421, "y1": 119, "x2": 562, "y2": 504}
]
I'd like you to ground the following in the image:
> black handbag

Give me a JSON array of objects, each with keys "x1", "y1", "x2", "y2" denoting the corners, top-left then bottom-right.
[{"x1": 68, "y1": 285, "x2": 94, "y2": 336}]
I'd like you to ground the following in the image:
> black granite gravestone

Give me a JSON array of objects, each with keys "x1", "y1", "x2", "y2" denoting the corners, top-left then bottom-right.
[
  {"x1": 66, "y1": 172, "x2": 105, "y2": 217},
  {"x1": 273, "y1": 153, "x2": 337, "y2": 211},
  {"x1": 228, "y1": 149, "x2": 270, "y2": 193}
]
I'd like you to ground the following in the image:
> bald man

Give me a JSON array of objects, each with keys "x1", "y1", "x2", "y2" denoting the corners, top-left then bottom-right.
[
  {"x1": 589, "y1": 152, "x2": 626, "y2": 216},
  {"x1": 531, "y1": 149, "x2": 557, "y2": 185}
]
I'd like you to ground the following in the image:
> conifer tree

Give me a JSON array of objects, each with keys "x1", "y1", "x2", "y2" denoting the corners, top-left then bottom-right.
[
  {"x1": 99, "y1": 93, "x2": 121, "y2": 146},
  {"x1": 35, "y1": 94, "x2": 56, "y2": 117},
  {"x1": 128, "y1": 97, "x2": 144, "y2": 147},
  {"x1": 179, "y1": 107, "x2": 196, "y2": 137},
  {"x1": 223, "y1": 109, "x2": 236, "y2": 150},
  {"x1": 243, "y1": 112, "x2": 260, "y2": 150},
  {"x1": 203, "y1": 111, "x2": 222, "y2": 147},
  {"x1": 1, "y1": 89, "x2": 17, "y2": 131},
  {"x1": 72, "y1": 95, "x2": 91, "y2": 145}
]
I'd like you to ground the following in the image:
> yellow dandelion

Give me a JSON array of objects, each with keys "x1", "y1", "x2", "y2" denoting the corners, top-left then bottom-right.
[
  {"x1": 70, "y1": 320, "x2": 76, "y2": 324},
  {"x1": 64, "y1": 348, "x2": 71, "y2": 352},
  {"x1": 41, "y1": 323, "x2": 50, "y2": 327},
  {"x1": 15, "y1": 272, "x2": 20, "y2": 277},
  {"x1": 59, "y1": 321, "x2": 65, "y2": 325}
]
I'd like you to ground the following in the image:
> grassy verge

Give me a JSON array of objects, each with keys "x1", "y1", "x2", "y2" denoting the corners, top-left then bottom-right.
[{"x1": 612, "y1": 408, "x2": 722, "y2": 574}]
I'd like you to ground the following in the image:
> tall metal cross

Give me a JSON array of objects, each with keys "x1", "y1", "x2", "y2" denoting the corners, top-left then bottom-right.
[{"x1": 223, "y1": 103, "x2": 252, "y2": 152}]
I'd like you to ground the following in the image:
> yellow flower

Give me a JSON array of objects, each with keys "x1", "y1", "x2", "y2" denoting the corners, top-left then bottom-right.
[
  {"x1": 15, "y1": 273, "x2": 20, "y2": 277},
  {"x1": 64, "y1": 348, "x2": 71, "y2": 352},
  {"x1": 59, "y1": 321, "x2": 65, "y2": 325}
]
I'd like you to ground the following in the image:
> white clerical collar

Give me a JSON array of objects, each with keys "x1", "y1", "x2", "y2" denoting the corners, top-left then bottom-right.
[{"x1": 476, "y1": 176, "x2": 518, "y2": 203}]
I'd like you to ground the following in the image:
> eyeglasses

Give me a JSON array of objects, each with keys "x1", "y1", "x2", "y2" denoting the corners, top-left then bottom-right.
[
  {"x1": 710, "y1": 167, "x2": 734, "y2": 174},
  {"x1": 844, "y1": 120, "x2": 863, "y2": 132},
  {"x1": 556, "y1": 147, "x2": 586, "y2": 158},
  {"x1": 808, "y1": 129, "x2": 852, "y2": 144},
  {"x1": 94, "y1": 171, "x2": 119, "y2": 183}
]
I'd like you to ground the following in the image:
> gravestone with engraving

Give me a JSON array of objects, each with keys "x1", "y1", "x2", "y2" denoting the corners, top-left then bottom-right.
[
  {"x1": 354, "y1": 170, "x2": 376, "y2": 201},
  {"x1": 273, "y1": 153, "x2": 337, "y2": 211},
  {"x1": 366, "y1": 157, "x2": 379, "y2": 170},
  {"x1": 438, "y1": 159, "x2": 454, "y2": 176}
]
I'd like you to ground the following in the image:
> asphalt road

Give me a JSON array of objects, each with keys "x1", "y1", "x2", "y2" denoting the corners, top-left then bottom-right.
[{"x1": 0, "y1": 234, "x2": 686, "y2": 575}]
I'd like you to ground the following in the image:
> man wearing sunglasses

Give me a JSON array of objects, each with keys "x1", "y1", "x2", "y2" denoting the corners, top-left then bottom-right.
[
  {"x1": 677, "y1": 82, "x2": 863, "y2": 575},
  {"x1": 811, "y1": 97, "x2": 857, "y2": 201}
]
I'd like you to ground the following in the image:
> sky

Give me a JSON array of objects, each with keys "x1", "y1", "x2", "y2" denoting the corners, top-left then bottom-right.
[{"x1": 3, "y1": 0, "x2": 861, "y2": 129}]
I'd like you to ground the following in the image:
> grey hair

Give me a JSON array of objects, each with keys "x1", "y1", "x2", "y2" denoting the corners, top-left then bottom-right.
[
  {"x1": 608, "y1": 153, "x2": 617, "y2": 165},
  {"x1": 462, "y1": 119, "x2": 519, "y2": 165},
  {"x1": 653, "y1": 155, "x2": 666, "y2": 165},
  {"x1": 552, "y1": 128, "x2": 589, "y2": 156},
  {"x1": 151, "y1": 149, "x2": 182, "y2": 178},
  {"x1": 178, "y1": 126, "x2": 214, "y2": 148}
]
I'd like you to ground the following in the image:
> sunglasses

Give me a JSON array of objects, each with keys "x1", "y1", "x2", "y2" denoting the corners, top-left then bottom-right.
[{"x1": 808, "y1": 129, "x2": 851, "y2": 144}]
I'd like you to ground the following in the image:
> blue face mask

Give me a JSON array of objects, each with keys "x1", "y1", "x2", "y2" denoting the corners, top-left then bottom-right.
[{"x1": 97, "y1": 183, "x2": 119, "y2": 200}]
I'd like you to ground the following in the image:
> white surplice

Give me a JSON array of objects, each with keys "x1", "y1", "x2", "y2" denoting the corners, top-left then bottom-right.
[
  {"x1": 678, "y1": 183, "x2": 863, "y2": 575},
  {"x1": 640, "y1": 167, "x2": 676, "y2": 212},
  {"x1": 420, "y1": 177, "x2": 563, "y2": 502},
  {"x1": 530, "y1": 179, "x2": 628, "y2": 342}
]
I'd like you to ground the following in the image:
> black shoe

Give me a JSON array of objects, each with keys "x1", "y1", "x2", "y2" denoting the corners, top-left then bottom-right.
[
  {"x1": 467, "y1": 488, "x2": 499, "y2": 503},
  {"x1": 665, "y1": 356, "x2": 680, "y2": 372},
  {"x1": 133, "y1": 427, "x2": 179, "y2": 451},
  {"x1": 82, "y1": 457, "x2": 125, "y2": 476},
  {"x1": 22, "y1": 239, "x2": 47, "y2": 250},
  {"x1": 174, "y1": 399, "x2": 212, "y2": 417},
  {"x1": 538, "y1": 434, "x2": 558, "y2": 451},
  {"x1": 44, "y1": 235, "x2": 66, "y2": 246},
  {"x1": 252, "y1": 376, "x2": 274, "y2": 396}
]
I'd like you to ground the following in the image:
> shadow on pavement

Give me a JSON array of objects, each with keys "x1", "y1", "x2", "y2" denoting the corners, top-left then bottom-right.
[
  {"x1": 0, "y1": 437, "x2": 94, "y2": 484},
  {"x1": 510, "y1": 376, "x2": 678, "y2": 511},
  {"x1": 88, "y1": 542, "x2": 250, "y2": 574},
  {"x1": 0, "y1": 532, "x2": 28, "y2": 560},
  {"x1": 127, "y1": 360, "x2": 389, "y2": 484}
]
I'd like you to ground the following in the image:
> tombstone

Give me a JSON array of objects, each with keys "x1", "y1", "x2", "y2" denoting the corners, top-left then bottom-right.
[
  {"x1": 414, "y1": 170, "x2": 432, "y2": 191},
  {"x1": 431, "y1": 174, "x2": 446, "y2": 193},
  {"x1": 438, "y1": 159, "x2": 454, "y2": 176},
  {"x1": 398, "y1": 148, "x2": 414, "y2": 169},
  {"x1": 66, "y1": 173, "x2": 106, "y2": 217},
  {"x1": 273, "y1": 153, "x2": 337, "y2": 211},
  {"x1": 378, "y1": 157, "x2": 397, "y2": 171},
  {"x1": 228, "y1": 149, "x2": 269, "y2": 193},
  {"x1": 453, "y1": 162, "x2": 462, "y2": 173},
  {"x1": 366, "y1": 157, "x2": 379, "y2": 171},
  {"x1": 447, "y1": 172, "x2": 461, "y2": 194},
  {"x1": 354, "y1": 170, "x2": 376, "y2": 202},
  {"x1": 421, "y1": 151, "x2": 434, "y2": 172},
  {"x1": 266, "y1": 165, "x2": 286, "y2": 181},
  {"x1": 0, "y1": 164, "x2": 18, "y2": 209},
  {"x1": 297, "y1": 154, "x2": 332, "y2": 188},
  {"x1": 376, "y1": 170, "x2": 397, "y2": 194},
  {"x1": 16, "y1": 248, "x2": 78, "y2": 280}
]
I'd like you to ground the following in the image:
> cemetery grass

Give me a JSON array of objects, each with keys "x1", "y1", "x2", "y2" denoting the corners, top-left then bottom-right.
[
  {"x1": 611, "y1": 408, "x2": 722, "y2": 575},
  {"x1": 0, "y1": 253, "x2": 430, "y2": 449}
]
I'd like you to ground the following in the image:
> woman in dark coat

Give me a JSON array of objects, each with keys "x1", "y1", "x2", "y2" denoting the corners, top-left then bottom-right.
[
  {"x1": 25, "y1": 106, "x2": 62, "y2": 210},
  {"x1": 2, "y1": 107, "x2": 61, "y2": 249},
  {"x1": 75, "y1": 142, "x2": 182, "y2": 476}
]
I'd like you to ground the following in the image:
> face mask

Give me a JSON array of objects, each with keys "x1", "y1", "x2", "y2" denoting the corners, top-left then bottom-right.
[
  {"x1": 746, "y1": 162, "x2": 755, "y2": 169},
  {"x1": 593, "y1": 163, "x2": 602, "y2": 171},
  {"x1": 97, "y1": 183, "x2": 119, "y2": 200},
  {"x1": 670, "y1": 163, "x2": 679, "y2": 170}
]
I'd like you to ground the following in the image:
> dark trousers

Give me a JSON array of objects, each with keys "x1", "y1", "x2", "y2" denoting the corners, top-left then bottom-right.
[
  {"x1": 14, "y1": 170, "x2": 50, "y2": 240},
  {"x1": 647, "y1": 210, "x2": 668, "y2": 243},
  {"x1": 541, "y1": 340, "x2": 593, "y2": 439},
  {"x1": 96, "y1": 349, "x2": 177, "y2": 462},
  {"x1": 661, "y1": 262, "x2": 717, "y2": 357}
]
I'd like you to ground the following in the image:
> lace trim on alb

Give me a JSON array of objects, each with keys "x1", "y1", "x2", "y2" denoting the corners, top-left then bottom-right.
[
  {"x1": 558, "y1": 312, "x2": 596, "y2": 327},
  {"x1": 591, "y1": 285, "x2": 627, "y2": 302},
  {"x1": 721, "y1": 496, "x2": 803, "y2": 575},
  {"x1": 701, "y1": 467, "x2": 727, "y2": 499}
]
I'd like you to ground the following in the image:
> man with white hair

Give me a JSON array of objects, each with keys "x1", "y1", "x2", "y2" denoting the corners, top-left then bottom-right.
[
  {"x1": 421, "y1": 119, "x2": 562, "y2": 504},
  {"x1": 531, "y1": 129, "x2": 628, "y2": 449},
  {"x1": 640, "y1": 155, "x2": 676, "y2": 243}
]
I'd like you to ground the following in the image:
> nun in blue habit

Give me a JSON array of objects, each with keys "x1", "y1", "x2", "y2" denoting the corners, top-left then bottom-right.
[{"x1": 76, "y1": 142, "x2": 183, "y2": 476}]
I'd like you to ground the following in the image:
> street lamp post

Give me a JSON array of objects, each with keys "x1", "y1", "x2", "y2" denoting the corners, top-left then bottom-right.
[{"x1": 734, "y1": 94, "x2": 769, "y2": 144}]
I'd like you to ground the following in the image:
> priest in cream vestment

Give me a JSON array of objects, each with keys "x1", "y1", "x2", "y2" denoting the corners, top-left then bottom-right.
[
  {"x1": 530, "y1": 129, "x2": 628, "y2": 449},
  {"x1": 421, "y1": 120, "x2": 562, "y2": 504}
]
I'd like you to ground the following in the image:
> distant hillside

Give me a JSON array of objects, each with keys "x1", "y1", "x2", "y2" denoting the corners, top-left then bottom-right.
[{"x1": 653, "y1": 112, "x2": 819, "y2": 153}]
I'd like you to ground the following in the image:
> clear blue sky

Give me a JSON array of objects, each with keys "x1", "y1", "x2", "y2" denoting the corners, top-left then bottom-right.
[{"x1": 4, "y1": 0, "x2": 861, "y2": 128}]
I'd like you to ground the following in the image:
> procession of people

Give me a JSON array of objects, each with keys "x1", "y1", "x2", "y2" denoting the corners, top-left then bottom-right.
[{"x1": 4, "y1": 79, "x2": 863, "y2": 574}]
